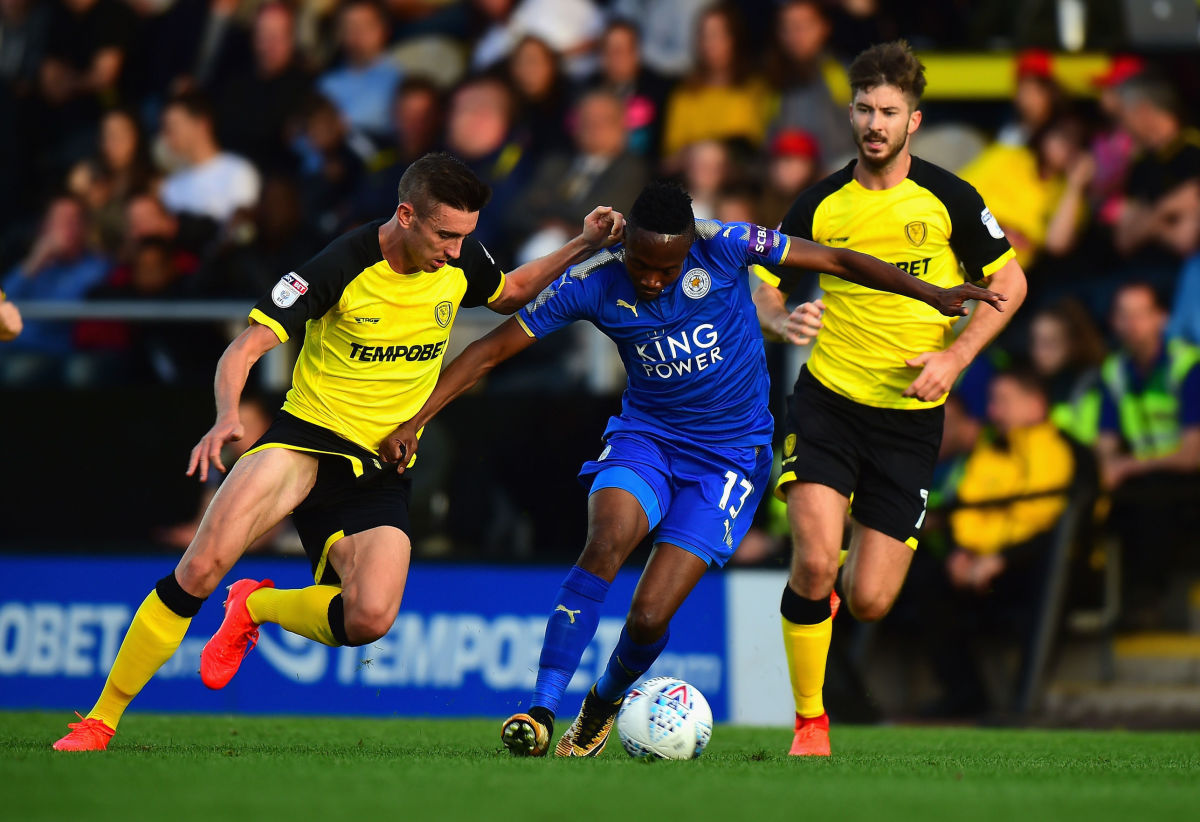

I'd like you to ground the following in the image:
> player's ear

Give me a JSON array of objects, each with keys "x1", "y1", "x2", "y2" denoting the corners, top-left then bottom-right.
[
  {"x1": 395, "y1": 202, "x2": 416, "y2": 228},
  {"x1": 908, "y1": 107, "x2": 922, "y2": 135}
]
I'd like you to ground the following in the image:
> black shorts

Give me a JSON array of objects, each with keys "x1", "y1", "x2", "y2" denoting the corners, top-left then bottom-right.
[
  {"x1": 776, "y1": 367, "x2": 944, "y2": 546},
  {"x1": 245, "y1": 411, "x2": 411, "y2": 585}
]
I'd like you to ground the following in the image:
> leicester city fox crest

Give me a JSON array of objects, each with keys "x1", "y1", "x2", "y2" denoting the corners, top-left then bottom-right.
[{"x1": 435, "y1": 301, "x2": 453, "y2": 328}]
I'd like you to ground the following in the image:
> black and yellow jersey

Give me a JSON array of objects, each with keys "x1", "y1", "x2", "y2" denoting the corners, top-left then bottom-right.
[
  {"x1": 249, "y1": 219, "x2": 505, "y2": 452},
  {"x1": 761, "y1": 156, "x2": 1014, "y2": 409}
]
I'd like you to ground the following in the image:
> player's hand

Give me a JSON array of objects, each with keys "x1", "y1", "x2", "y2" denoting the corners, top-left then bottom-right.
[
  {"x1": 186, "y1": 416, "x2": 244, "y2": 482},
  {"x1": 902, "y1": 348, "x2": 967, "y2": 402},
  {"x1": 779, "y1": 299, "x2": 824, "y2": 345},
  {"x1": 581, "y1": 206, "x2": 625, "y2": 249},
  {"x1": 930, "y1": 283, "x2": 1006, "y2": 317},
  {"x1": 379, "y1": 423, "x2": 418, "y2": 474}
]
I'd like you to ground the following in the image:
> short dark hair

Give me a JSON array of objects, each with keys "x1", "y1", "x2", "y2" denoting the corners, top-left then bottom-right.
[
  {"x1": 396, "y1": 152, "x2": 491, "y2": 215},
  {"x1": 848, "y1": 40, "x2": 926, "y2": 106},
  {"x1": 165, "y1": 91, "x2": 215, "y2": 124},
  {"x1": 1116, "y1": 71, "x2": 1180, "y2": 119},
  {"x1": 993, "y1": 366, "x2": 1049, "y2": 403},
  {"x1": 1114, "y1": 279, "x2": 1170, "y2": 313},
  {"x1": 628, "y1": 181, "x2": 694, "y2": 236}
]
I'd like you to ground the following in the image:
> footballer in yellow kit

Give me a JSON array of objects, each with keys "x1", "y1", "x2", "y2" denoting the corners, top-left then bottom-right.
[
  {"x1": 754, "y1": 41, "x2": 1027, "y2": 757},
  {"x1": 51, "y1": 153, "x2": 625, "y2": 751}
]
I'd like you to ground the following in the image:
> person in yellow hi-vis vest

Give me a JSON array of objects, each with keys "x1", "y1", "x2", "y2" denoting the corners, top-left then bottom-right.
[{"x1": 1097, "y1": 281, "x2": 1200, "y2": 625}]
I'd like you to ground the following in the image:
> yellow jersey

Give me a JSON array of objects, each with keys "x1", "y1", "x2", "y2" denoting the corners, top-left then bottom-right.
[
  {"x1": 761, "y1": 157, "x2": 1014, "y2": 409},
  {"x1": 249, "y1": 220, "x2": 505, "y2": 452}
]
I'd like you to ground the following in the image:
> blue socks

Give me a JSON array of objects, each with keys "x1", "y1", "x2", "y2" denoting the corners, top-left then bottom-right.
[
  {"x1": 531, "y1": 566, "x2": 610, "y2": 715},
  {"x1": 595, "y1": 625, "x2": 670, "y2": 702}
]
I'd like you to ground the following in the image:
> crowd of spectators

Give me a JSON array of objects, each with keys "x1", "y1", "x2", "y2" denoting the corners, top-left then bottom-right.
[{"x1": 2, "y1": 1, "x2": 1199, "y2": 687}]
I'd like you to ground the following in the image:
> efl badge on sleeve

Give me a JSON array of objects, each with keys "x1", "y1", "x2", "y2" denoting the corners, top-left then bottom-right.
[
  {"x1": 905, "y1": 221, "x2": 927, "y2": 247},
  {"x1": 271, "y1": 272, "x2": 309, "y2": 308},
  {"x1": 435, "y1": 300, "x2": 453, "y2": 328}
]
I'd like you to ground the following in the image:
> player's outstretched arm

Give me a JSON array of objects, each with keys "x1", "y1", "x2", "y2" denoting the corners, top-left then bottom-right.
[
  {"x1": 752, "y1": 280, "x2": 824, "y2": 346},
  {"x1": 186, "y1": 322, "x2": 281, "y2": 482},
  {"x1": 781, "y1": 236, "x2": 1007, "y2": 317},
  {"x1": 487, "y1": 207, "x2": 625, "y2": 313},
  {"x1": 903, "y1": 257, "x2": 1028, "y2": 401},
  {"x1": 379, "y1": 317, "x2": 537, "y2": 470}
]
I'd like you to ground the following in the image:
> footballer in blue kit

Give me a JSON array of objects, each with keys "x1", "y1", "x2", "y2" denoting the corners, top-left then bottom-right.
[{"x1": 381, "y1": 182, "x2": 1000, "y2": 758}]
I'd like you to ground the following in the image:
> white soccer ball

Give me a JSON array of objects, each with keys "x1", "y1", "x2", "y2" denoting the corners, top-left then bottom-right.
[{"x1": 616, "y1": 676, "x2": 713, "y2": 760}]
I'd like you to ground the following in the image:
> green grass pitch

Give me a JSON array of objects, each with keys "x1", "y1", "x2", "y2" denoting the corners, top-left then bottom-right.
[{"x1": 4, "y1": 712, "x2": 1198, "y2": 822}]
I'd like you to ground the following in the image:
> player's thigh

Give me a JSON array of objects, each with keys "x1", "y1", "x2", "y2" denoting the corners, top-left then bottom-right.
[
  {"x1": 327, "y1": 525, "x2": 412, "y2": 629},
  {"x1": 177, "y1": 447, "x2": 318, "y2": 595},
  {"x1": 841, "y1": 525, "x2": 914, "y2": 623},
  {"x1": 655, "y1": 441, "x2": 771, "y2": 568},
  {"x1": 625, "y1": 542, "x2": 710, "y2": 642},
  {"x1": 579, "y1": 487, "x2": 652, "y2": 579}
]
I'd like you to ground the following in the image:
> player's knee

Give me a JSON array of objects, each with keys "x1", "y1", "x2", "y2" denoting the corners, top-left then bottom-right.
[
  {"x1": 342, "y1": 602, "x2": 397, "y2": 645},
  {"x1": 578, "y1": 536, "x2": 626, "y2": 579},
  {"x1": 625, "y1": 605, "x2": 669, "y2": 645},
  {"x1": 174, "y1": 553, "x2": 230, "y2": 598},
  {"x1": 845, "y1": 587, "x2": 895, "y2": 623},
  {"x1": 789, "y1": 550, "x2": 839, "y2": 596}
]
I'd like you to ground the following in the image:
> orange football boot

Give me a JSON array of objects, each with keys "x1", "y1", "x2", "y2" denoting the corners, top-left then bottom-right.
[
  {"x1": 200, "y1": 578, "x2": 273, "y2": 689},
  {"x1": 789, "y1": 711, "x2": 831, "y2": 757},
  {"x1": 52, "y1": 713, "x2": 115, "y2": 752}
]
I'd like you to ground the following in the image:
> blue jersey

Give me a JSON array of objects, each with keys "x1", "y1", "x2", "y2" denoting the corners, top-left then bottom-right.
[{"x1": 517, "y1": 220, "x2": 791, "y2": 448}]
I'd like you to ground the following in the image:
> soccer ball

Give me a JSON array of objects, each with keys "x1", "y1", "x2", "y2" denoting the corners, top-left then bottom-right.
[{"x1": 616, "y1": 676, "x2": 713, "y2": 760}]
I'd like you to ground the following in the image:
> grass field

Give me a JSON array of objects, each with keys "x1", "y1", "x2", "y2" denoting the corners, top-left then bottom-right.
[{"x1": 4, "y1": 712, "x2": 1198, "y2": 822}]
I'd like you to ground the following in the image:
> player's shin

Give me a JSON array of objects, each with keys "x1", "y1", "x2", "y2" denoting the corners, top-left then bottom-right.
[
  {"x1": 530, "y1": 565, "x2": 610, "y2": 716},
  {"x1": 594, "y1": 625, "x2": 669, "y2": 702},
  {"x1": 87, "y1": 574, "x2": 205, "y2": 729},
  {"x1": 246, "y1": 584, "x2": 343, "y2": 646},
  {"x1": 780, "y1": 585, "x2": 834, "y2": 719}
]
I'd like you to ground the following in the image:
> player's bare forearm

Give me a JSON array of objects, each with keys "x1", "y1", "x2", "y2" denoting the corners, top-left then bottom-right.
[
  {"x1": 213, "y1": 324, "x2": 280, "y2": 421},
  {"x1": 752, "y1": 280, "x2": 791, "y2": 341},
  {"x1": 944, "y1": 259, "x2": 1027, "y2": 367},
  {"x1": 489, "y1": 207, "x2": 624, "y2": 313}
]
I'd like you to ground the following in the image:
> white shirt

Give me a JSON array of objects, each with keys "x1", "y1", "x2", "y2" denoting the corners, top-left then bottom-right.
[{"x1": 161, "y1": 152, "x2": 261, "y2": 223}]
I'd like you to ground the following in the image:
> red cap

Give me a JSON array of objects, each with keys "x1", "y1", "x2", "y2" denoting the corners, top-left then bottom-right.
[
  {"x1": 1093, "y1": 54, "x2": 1146, "y2": 88},
  {"x1": 771, "y1": 129, "x2": 818, "y2": 160},
  {"x1": 1016, "y1": 49, "x2": 1054, "y2": 79}
]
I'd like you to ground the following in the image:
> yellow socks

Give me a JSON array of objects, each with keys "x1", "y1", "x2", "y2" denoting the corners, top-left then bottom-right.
[
  {"x1": 246, "y1": 585, "x2": 342, "y2": 646},
  {"x1": 780, "y1": 586, "x2": 835, "y2": 719},
  {"x1": 87, "y1": 590, "x2": 192, "y2": 730}
]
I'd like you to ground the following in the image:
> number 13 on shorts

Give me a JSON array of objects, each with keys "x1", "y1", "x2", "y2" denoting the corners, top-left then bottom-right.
[{"x1": 719, "y1": 470, "x2": 754, "y2": 518}]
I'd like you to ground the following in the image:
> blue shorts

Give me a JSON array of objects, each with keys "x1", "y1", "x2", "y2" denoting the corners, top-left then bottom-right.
[{"x1": 578, "y1": 431, "x2": 773, "y2": 567}]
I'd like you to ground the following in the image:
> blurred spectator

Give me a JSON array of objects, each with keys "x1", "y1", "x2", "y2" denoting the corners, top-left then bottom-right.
[
  {"x1": 124, "y1": 191, "x2": 217, "y2": 260},
  {"x1": 765, "y1": 0, "x2": 854, "y2": 168},
  {"x1": 0, "y1": 196, "x2": 110, "y2": 377},
  {"x1": 918, "y1": 369, "x2": 1075, "y2": 717},
  {"x1": 471, "y1": 0, "x2": 604, "y2": 78},
  {"x1": 961, "y1": 113, "x2": 1089, "y2": 268},
  {"x1": 660, "y1": 3, "x2": 769, "y2": 164},
  {"x1": 317, "y1": 0, "x2": 403, "y2": 148},
  {"x1": 760, "y1": 129, "x2": 820, "y2": 226},
  {"x1": 159, "y1": 91, "x2": 261, "y2": 225},
  {"x1": 352, "y1": 75, "x2": 445, "y2": 222},
  {"x1": 468, "y1": 0, "x2": 517, "y2": 71},
  {"x1": 507, "y1": 35, "x2": 570, "y2": 156},
  {"x1": 681, "y1": 140, "x2": 731, "y2": 220},
  {"x1": 213, "y1": 1, "x2": 313, "y2": 175},
  {"x1": 713, "y1": 181, "x2": 758, "y2": 225},
  {"x1": 444, "y1": 73, "x2": 531, "y2": 260},
  {"x1": 995, "y1": 50, "x2": 1065, "y2": 147},
  {"x1": 610, "y1": 0, "x2": 710, "y2": 78},
  {"x1": 1112, "y1": 72, "x2": 1200, "y2": 257},
  {"x1": 40, "y1": 0, "x2": 137, "y2": 108},
  {"x1": 143, "y1": 0, "x2": 251, "y2": 101},
  {"x1": 295, "y1": 94, "x2": 365, "y2": 240},
  {"x1": 1097, "y1": 282, "x2": 1200, "y2": 490},
  {"x1": 0, "y1": 289, "x2": 22, "y2": 341},
  {"x1": 508, "y1": 89, "x2": 646, "y2": 262},
  {"x1": 0, "y1": 0, "x2": 51, "y2": 95},
  {"x1": 1087, "y1": 55, "x2": 1142, "y2": 229},
  {"x1": 586, "y1": 20, "x2": 670, "y2": 158},
  {"x1": 1163, "y1": 181, "x2": 1200, "y2": 344},
  {"x1": 1098, "y1": 281, "x2": 1200, "y2": 625},
  {"x1": 1030, "y1": 299, "x2": 1107, "y2": 446}
]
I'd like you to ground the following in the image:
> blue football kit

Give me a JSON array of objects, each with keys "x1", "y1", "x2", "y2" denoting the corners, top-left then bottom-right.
[{"x1": 516, "y1": 220, "x2": 789, "y2": 566}]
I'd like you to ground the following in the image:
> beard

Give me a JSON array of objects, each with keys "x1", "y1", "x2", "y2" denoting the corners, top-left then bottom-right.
[{"x1": 854, "y1": 128, "x2": 909, "y2": 171}]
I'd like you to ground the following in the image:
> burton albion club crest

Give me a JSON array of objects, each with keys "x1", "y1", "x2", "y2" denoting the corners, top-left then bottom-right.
[
  {"x1": 682, "y1": 268, "x2": 711, "y2": 299},
  {"x1": 904, "y1": 221, "x2": 927, "y2": 247},
  {"x1": 435, "y1": 301, "x2": 453, "y2": 328}
]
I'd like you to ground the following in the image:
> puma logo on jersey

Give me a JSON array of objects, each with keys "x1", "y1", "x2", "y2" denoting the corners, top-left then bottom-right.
[
  {"x1": 555, "y1": 604, "x2": 582, "y2": 623},
  {"x1": 616, "y1": 299, "x2": 639, "y2": 317}
]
